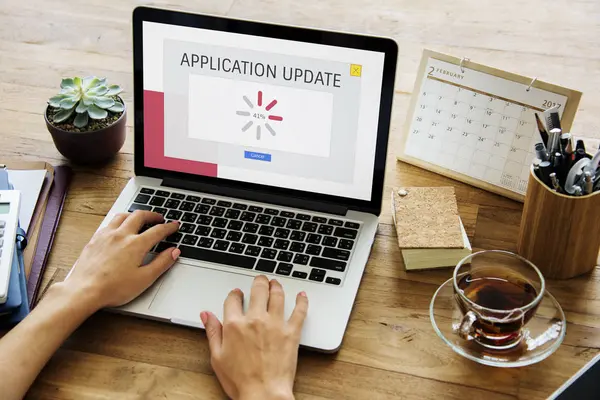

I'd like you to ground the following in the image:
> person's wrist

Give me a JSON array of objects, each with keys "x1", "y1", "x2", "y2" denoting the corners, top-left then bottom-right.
[
  {"x1": 238, "y1": 385, "x2": 294, "y2": 400},
  {"x1": 49, "y1": 277, "x2": 104, "y2": 316}
]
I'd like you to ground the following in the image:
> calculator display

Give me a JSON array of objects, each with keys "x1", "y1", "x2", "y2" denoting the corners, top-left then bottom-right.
[{"x1": 0, "y1": 203, "x2": 9, "y2": 214}]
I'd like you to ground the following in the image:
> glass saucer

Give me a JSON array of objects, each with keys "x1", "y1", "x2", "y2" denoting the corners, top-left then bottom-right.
[{"x1": 430, "y1": 277, "x2": 566, "y2": 368}]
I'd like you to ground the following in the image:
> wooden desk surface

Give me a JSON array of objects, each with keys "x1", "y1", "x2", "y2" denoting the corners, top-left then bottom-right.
[{"x1": 1, "y1": 0, "x2": 600, "y2": 398}]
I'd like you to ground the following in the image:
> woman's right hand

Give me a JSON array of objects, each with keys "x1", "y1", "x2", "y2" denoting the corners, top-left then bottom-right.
[{"x1": 201, "y1": 276, "x2": 308, "y2": 400}]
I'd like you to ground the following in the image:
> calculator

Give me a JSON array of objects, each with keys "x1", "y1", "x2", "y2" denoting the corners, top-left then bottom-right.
[{"x1": 0, "y1": 190, "x2": 21, "y2": 304}]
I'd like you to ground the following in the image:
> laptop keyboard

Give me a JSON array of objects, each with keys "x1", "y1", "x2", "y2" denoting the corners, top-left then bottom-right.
[{"x1": 128, "y1": 187, "x2": 362, "y2": 286}]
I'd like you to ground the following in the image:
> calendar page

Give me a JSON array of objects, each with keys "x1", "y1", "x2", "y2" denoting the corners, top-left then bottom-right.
[{"x1": 402, "y1": 56, "x2": 569, "y2": 198}]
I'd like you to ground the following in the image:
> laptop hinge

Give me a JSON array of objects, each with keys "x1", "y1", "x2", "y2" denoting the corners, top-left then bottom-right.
[{"x1": 162, "y1": 177, "x2": 349, "y2": 216}]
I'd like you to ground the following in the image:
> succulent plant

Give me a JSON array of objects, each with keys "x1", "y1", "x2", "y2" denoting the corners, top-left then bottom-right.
[{"x1": 47, "y1": 77, "x2": 124, "y2": 128}]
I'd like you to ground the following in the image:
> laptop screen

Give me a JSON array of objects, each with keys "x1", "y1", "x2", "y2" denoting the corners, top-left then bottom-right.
[{"x1": 142, "y1": 21, "x2": 386, "y2": 202}]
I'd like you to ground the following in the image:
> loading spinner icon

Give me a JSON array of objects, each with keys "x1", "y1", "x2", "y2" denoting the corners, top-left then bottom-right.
[{"x1": 236, "y1": 90, "x2": 283, "y2": 140}]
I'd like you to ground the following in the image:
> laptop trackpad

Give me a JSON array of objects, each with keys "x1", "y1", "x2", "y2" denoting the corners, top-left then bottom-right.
[{"x1": 148, "y1": 263, "x2": 257, "y2": 325}]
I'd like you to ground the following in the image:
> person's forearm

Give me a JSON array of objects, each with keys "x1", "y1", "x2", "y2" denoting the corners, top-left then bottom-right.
[{"x1": 0, "y1": 282, "x2": 100, "y2": 400}]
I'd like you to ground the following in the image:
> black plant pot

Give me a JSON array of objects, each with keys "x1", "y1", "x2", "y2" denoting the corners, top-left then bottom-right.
[{"x1": 45, "y1": 103, "x2": 127, "y2": 165}]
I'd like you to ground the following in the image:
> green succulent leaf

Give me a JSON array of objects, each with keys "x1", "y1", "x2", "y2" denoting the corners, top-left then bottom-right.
[
  {"x1": 88, "y1": 85, "x2": 108, "y2": 96},
  {"x1": 94, "y1": 97, "x2": 115, "y2": 109},
  {"x1": 73, "y1": 77, "x2": 82, "y2": 88},
  {"x1": 60, "y1": 78, "x2": 77, "y2": 90},
  {"x1": 53, "y1": 107, "x2": 75, "y2": 123},
  {"x1": 75, "y1": 102, "x2": 88, "y2": 113},
  {"x1": 108, "y1": 102, "x2": 124, "y2": 113},
  {"x1": 60, "y1": 87, "x2": 77, "y2": 95},
  {"x1": 82, "y1": 95, "x2": 97, "y2": 106},
  {"x1": 82, "y1": 76, "x2": 97, "y2": 89},
  {"x1": 73, "y1": 112, "x2": 89, "y2": 128},
  {"x1": 59, "y1": 97, "x2": 79, "y2": 109},
  {"x1": 48, "y1": 94, "x2": 68, "y2": 107},
  {"x1": 88, "y1": 104, "x2": 108, "y2": 120},
  {"x1": 105, "y1": 85, "x2": 123, "y2": 96}
]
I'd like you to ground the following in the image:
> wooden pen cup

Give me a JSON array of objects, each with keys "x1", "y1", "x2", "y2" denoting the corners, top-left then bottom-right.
[{"x1": 517, "y1": 167, "x2": 600, "y2": 279}]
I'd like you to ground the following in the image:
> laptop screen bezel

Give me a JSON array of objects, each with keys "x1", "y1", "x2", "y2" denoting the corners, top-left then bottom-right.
[{"x1": 132, "y1": 6, "x2": 397, "y2": 215}]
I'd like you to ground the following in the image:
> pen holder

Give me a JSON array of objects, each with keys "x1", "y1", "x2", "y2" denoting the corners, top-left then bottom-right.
[{"x1": 517, "y1": 166, "x2": 600, "y2": 279}]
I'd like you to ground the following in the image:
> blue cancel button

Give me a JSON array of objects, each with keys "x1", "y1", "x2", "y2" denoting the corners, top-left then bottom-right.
[{"x1": 244, "y1": 151, "x2": 272, "y2": 162}]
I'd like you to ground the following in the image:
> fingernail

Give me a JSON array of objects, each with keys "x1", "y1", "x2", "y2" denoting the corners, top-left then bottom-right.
[
  {"x1": 200, "y1": 311, "x2": 208, "y2": 324},
  {"x1": 299, "y1": 291, "x2": 307, "y2": 297},
  {"x1": 171, "y1": 248, "x2": 181, "y2": 260}
]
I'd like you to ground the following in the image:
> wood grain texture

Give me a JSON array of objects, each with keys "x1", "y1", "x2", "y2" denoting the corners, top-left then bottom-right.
[
  {"x1": 518, "y1": 169, "x2": 600, "y2": 279},
  {"x1": 0, "y1": 0, "x2": 599, "y2": 399}
]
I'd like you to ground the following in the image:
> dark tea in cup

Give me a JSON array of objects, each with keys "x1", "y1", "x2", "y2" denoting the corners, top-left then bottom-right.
[{"x1": 453, "y1": 251, "x2": 545, "y2": 350}]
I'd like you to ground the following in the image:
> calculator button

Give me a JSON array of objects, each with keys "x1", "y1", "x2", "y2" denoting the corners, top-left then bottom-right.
[
  {"x1": 0, "y1": 221, "x2": 5, "y2": 228},
  {"x1": 0, "y1": 229, "x2": 4, "y2": 237},
  {"x1": 0, "y1": 238, "x2": 3, "y2": 247}
]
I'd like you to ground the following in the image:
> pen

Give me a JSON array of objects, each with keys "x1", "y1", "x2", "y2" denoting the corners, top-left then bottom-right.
[
  {"x1": 539, "y1": 160, "x2": 553, "y2": 187},
  {"x1": 549, "y1": 172, "x2": 561, "y2": 192},
  {"x1": 534, "y1": 142, "x2": 549, "y2": 162},
  {"x1": 548, "y1": 128, "x2": 562, "y2": 156},
  {"x1": 574, "y1": 148, "x2": 587, "y2": 162},
  {"x1": 533, "y1": 159, "x2": 542, "y2": 180},
  {"x1": 534, "y1": 113, "x2": 549, "y2": 147},
  {"x1": 576, "y1": 139, "x2": 586, "y2": 153},
  {"x1": 583, "y1": 172, "x2": 593, "y2": 194}
]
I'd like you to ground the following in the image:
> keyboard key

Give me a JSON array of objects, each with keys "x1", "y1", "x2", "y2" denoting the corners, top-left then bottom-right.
[
  {"x1": 140, "y1": 188, "x2": 155, "y2": 195},
  {"x1": 149, "y1": 196, "x2": 166, "y2": 206},
  {"x1": 301, "y1": 222, "x2": 317, "y2": 232},
  {"x1": 225, "y1": 209, "x2": 241, "y2": 219},
  {"x1": 293, "y1": 254, "x2": 309, "y2": 265},
  {"x1": 166, "y1": 210, "x2": 183, "y2": 220},
  {"x1": 306, "y1": 234, "x2": 322, "y2": 244},
  {"x1": 195, "y1": 226, "x2": 211, "y2": 236},
  {"x1": 217, "y1": 200, "x2": 232, "y2": 207},
  {"x1": 186, "y1": 195, "x2": 201, "y2": 202},
  {"x1": 345, "y1": 221, "x2": 360, "y2": 229},
  {"x1": 290, "y1": 242, "x2": 306, "y2": 253},
  {"x1": 339, "y1": 239, "x2": 354, "y2": 250},
  {"x1": 134, "y1": 194, "x2": 151, "y2": 204},
  {"x1": 230, "y1": 243, "x2": 246, "y2": 254},
  {"x1": 328, "y1": 219, "x2": 343, "y2": 226},
  {"x1": 155, "y1": 241, "x2": 172, "y2": 253},
  {"x1": 273, "y1": 239, "x2": 290, "y2": 250},
  {"x1": 274, "y1": 228, "x2": 290, "y2": 239},
  {"x1": 322, "y1": 247, "x2": 351, "y2": 261},
  {"x1": 277, "y1": 251, "x2": 293, "y2": 262},
  {"x1": 259, "y1": 225, "x2": 275, "y2": 236},
  {"x1": 256, "y1": 214, "x2": 272, "y2": 224},
  {"x1": 166, "y1": 232, "x2": 183, "y2": 243},
  {"x1": 280, "y1": 211, "x2": 295, "y2": 218},
  {"x1": 233, "y1": 203, "x2": 248, "y2": 210},
  {"x1": 318, "y1": 225, "x2": 333, "y2": 235},
  {"x1": 249, "y1": 205, "x2": 263, "y2": 213},
  {"x1": 139, "y1": 223, "x2": 154, "y2": 234},
  {"x1": 242, "y1": 233, "x2": 258, "y2": 245},
  {"x1": 311, "y1": 268, "x2": 326, "y2": 276},
  {"x1": 180, "y1": 223, "x2": 195, "y2": 233},
  {"x1": 129, "y1": 203, "x2": 152, "y2": 212},
  {"x1": 306, "y1": 245, "x2": 322, "y2": 256},
  {"x1": 258, "y1": 236, "x2": 274, "y2": 247},
  {"x1": 210, "y1": 206, "x2": 226, "y2": 217},
  {"x1": 182, "y1": 213, "x2": 197, "y2": 223},
  {"x1": 195, "y1": 204, "x2": 210, "y2": 214},
  {"x1": 210, "y1": 228, "x2": 227, "y2": 239},
  {"x1": 240, "y1": 212, "x2": 256, "y2": 222},
  {"x1": 256, "y1": 259, "x2": 277, "y2": 273},
  {"x1": 271, "y1": 217, "x2": 286, "y2": 227},
  {"x1": 227, "y1": 220, "x2": 244, "y2": 231},
  {"x1": 165, "y1": 199, "x2": 181, "y2": 209},
  {"x1": 309, "y1": 257, "x2": 346, "y2": 272},
  {"x1": 245, "y1": 245, "x2": 261, "y2": 256},
  {"x1": 264, "y1": 208, "x2": 278, "y2": 215},
  {"x1": 182, "y1": 234, "x2": 198, "y2": 246},
  {"x1": 326, "y1": 277, "x2": 342, "y2": 285},
  {"x1": 276, "y1": 263, "x2": 293, "y2": 276},
  {"x1": 197, "y1": 215, "x2": 213, "y2": 225},
  {"x1": 286, "y1": 219, "x2": 302, "y2": 230},
  {"x1": 243, "y1": 223, "x2": 259, "y2": 233},
  {"x1": 202, "y1": 198, "x2": 216, "y2": 205},
  {"x1": 292, "y1": 271, "x2": 308, "y2": 279},
  {"x1": 156, "y1": 190, "x2": 171, "y2": 197},
  {"x1": 213, "y1": 240, "x2": 230, "y2": 251},
  {"x1": 334, "y1": 227, "x2": 358, "y2": 239},
  {"x1": 169, "y1": 193, "x2": 184, "y2": 200},
  {"x1": 309, "y1": 272, "x2": 325, "y2": 282},
  {"x1": 198, "y1": 237, "x2": 214, "y2": 248},
  {"x1": 312, "y1": 216, "x2": 327, "y2": 223},
  {"x1": 153, "y1": 207, "x2": 167, "y2": 216},
  {"x1": 296, "y1": 213, "x2": 311, "y2": 221},
  {"x1": 212, "y1": 218, "x2": 228, "y2": 228},
  {"x1": 290, "y1": 231, "x2": 306, "y2": 241},
  {"x1": 260, "y1": 248, "x2": 277, "y2": 260},
  {"x1": 227, "y1": 231, "x2": 243, "y2": 242},
  {"x1": 180, "y1": 201, "x2": 195, "y2": 212},
  {"x1": 179, "y1": 245, "x2": 255, "y2": 269},
  {"x1": 322, "y1": 236, "x2": 338, "y2": 247}
]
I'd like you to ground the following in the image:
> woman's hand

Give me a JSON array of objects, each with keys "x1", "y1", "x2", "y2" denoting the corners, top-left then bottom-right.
[
  {"x1": 201, "y1": 276, "x2": 308, "y2": 400},
  {"x1": 62, "y1": 210, "x2": 181, "y2": 311}
]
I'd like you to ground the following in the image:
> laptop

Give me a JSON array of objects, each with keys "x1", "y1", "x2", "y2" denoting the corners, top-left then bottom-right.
[{"x1": 100, "y1": 6, "x2": 397, "y2": 352}]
